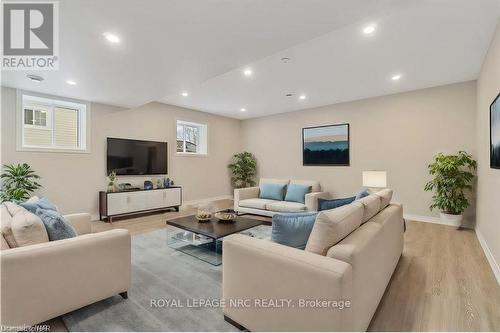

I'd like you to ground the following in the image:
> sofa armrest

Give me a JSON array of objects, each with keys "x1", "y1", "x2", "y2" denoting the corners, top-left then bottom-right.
[
  {"x1": 64, "y1": 213, "x2": 92, "y2": 235},
  {"x1": 0, "y1": 229, "x2": 131, "y2": 327},
  {"x1": 233, "y1": 186, "x2": 259, "y2": 211},
  {"x1": 223, "y1": 234, "x2": 353, "y2": 331},
  {"x1": 305, "y1": 191, "x2": 330, "y2": 211}
]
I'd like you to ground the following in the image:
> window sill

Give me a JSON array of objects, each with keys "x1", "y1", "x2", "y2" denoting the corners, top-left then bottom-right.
[
  {"x1": 175, "y1": 152, "x2": 208, "y2": 157},
  {"x1": 16, "y1": 146, "x2": 90, "y2": 154}
]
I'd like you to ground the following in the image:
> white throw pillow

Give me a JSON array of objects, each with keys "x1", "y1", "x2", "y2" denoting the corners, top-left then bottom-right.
[
  {"x1": 6, "y1": 202, "x2": 49, "y2": 247},
  {"x1": 1, "y1": 203, "x2": 18, "y2": 248}
]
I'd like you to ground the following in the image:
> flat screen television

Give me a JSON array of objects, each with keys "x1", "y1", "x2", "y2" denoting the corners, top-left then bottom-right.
[{"x1": 107, "y1": 138, "x2": 167, "y2": 175}]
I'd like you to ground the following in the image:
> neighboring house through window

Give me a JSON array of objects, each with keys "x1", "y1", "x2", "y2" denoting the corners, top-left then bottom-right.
[
  {"x1": 176, "y1": 120, "x2": 208, "y2": 155},
  {"x1": 18, "y1": 92, "x2": 90, "y2": 152}
]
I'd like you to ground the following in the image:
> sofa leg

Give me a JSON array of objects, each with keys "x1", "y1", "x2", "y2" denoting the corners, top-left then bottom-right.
[
  {"x1": 119, "y1": 291, "x2": 128, "y2": 299},
  {"x1": 224, "y1": 315, "x2": 247, "y2": 331}
]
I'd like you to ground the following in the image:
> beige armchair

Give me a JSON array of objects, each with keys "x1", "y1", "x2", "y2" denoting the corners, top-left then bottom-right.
[{"x1": 0, "y1": 213, "x2": 131, "y2": 328}]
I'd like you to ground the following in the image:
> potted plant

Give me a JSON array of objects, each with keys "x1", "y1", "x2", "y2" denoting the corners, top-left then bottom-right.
[
  {"x1": 424, "y1": 151, "x2": 477, "y2": 227},
  {"x1": 228, "y1": 152, "x2": 257, "y2": 189},
  {"x1": 0, "y1": 163, "x2": 42, "y2": 202}
]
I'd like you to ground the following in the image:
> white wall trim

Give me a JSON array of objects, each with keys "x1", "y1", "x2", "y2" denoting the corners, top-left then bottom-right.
[
  {"x1": 404, "y1": 213, "x2": 443, "y2": 225},
  {"x1": 475, "y1": 228, "x2": 500, "y2": 285}
]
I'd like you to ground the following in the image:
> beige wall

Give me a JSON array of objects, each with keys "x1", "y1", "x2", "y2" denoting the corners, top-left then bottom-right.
[
  {"x1": 1, "y1": 87, "x2": 241, "y2": 217},
  {"x1": 241, "y1": 81, "x2": 477, "y2": 225},
  {"x1": 476, "y1": 21, "x2": 500, "y2": 276}
]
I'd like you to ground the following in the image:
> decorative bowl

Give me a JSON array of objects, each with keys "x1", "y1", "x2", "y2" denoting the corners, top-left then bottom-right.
[
  {"x1": 195, "y1": 212, "x2": 212, "y2": 222},
  {"x1": 215, "y1": 212, "x2": 237, "y2": 222}
]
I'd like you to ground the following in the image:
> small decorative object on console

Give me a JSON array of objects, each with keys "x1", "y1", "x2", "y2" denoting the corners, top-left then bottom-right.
[
  {"x1": 144, "y1": 180, "x2": 153, "y2": 190},
  {"x1": 118, "y1": 183, "x2": 134, "y2": 191},
  {"x1": 163, "y1": 177, "x2": 170, "y2": 188},
  {"x1": 156, "y1": 179, "x2": 162, "y2": 189}
]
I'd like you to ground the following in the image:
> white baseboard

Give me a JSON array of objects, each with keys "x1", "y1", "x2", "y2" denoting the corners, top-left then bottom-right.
[
  {"x1": 475, "y1": 228, "x2": 500, "y2": 285},
  {"x1": 403, "y1": 213, "x2": 443, "y2": 225}
]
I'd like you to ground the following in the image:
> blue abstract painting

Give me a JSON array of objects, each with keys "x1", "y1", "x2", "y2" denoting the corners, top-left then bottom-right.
[
  {"x1": 491, "y1": 93, "x2": 500, "y2": 169},
  {"x1": 303, "y1": 124, "x2": 349, "y2": 166}
]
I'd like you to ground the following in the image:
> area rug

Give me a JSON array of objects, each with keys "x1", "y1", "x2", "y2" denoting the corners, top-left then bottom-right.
[{"x1": 62, "y1": 225, "x2": 271, "y2": 331}]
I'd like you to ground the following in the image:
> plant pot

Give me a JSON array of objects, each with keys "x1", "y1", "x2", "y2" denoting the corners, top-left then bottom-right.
[{"x1": 439, "y1": 212, "x2": 463, "y2": 227}]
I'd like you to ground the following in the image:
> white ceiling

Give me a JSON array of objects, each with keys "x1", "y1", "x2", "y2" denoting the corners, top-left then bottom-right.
[{"x1": 2, "y1": 0, "x2": 500, "y2": 119}]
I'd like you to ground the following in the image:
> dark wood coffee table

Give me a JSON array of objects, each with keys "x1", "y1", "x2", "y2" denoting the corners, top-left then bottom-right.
[{"x1": 166, "y1": 214, "x2": 263, "y2": 265}]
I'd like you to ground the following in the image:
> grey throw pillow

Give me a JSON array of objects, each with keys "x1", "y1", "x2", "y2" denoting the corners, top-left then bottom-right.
[{"x1": 35, "y1": 208, "x2": 77, "y2": 241}]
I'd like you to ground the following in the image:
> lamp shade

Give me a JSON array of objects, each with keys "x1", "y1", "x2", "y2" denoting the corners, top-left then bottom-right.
[{"x1": 362, "y1": 171, "x2": 387, "y2": 188}]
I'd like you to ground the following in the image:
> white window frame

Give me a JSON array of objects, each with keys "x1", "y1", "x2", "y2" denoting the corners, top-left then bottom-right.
[
  {"x1": 176, "y1": 120, "x2": 208, "y2": 156},
  {"x1": 23, "y1": 105, "x2": 51, "y2": 129},
  {"x1": 16, "y1": 90, "x2": 91, "y2": 153}
]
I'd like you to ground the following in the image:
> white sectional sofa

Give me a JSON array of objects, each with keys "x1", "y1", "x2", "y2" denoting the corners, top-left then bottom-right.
[
  {"x1": 223, "y1": 189, "x2": 403, "y2": 331},
  {"x1": 234, "y1": 178, "x2": 329, "y2": 216}
]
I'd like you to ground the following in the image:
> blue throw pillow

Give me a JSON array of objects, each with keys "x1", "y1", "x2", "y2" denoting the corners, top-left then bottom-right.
[
  {"x1": 259, "y1": 183, "x2": 287, "y2": 201},
  {"x1": 355, "y1": 189, "x2": 370, "y2": 200},
  {"x1": 284, "y1": 184, "x2": 312, "y2": 204},
  {"x1": 318, "y1": 196, "x2": 356, "y2": 211},
  {"x1": 271, "y1": 212, "x2": 317, "y2": 249},
  {"x1": 20, "y1": 197, "x2": 57, "y2": 213},
  {"x1": 35, "y1": 208, "x2": 77, "y2": 241}
]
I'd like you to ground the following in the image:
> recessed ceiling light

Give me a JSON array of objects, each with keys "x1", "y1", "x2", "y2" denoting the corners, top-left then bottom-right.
[
  {"x1": 391, "y1": 74, "x2": 402, "y2": 81},
  {"x1": 285, "y1": 93, "x2": 294, "y2": 97},
  {"x1": 299, "y1": 95, "x2": 306, "y2": 100},
  {"x1": 281, "y1": 57, "x2": 291, "y2": 63},
  {"x1": 66, "y1": 80, "x2": 77, "y2": 85},
  {"x1": 26, "y1": 74, "x2": 44, "y2": 83},
  {"x1": 243, "y1": 69, "x2": 252, "y2": 76},
  {"x1": 181, "y1": 91, "x2": 189, "y2": 97},
  {"x1": 363, "y1": 24, "x2": 376, "y2": 34},
  {"x1": 240, "y1": 108, "x2": 246, "y2": 112},
  {"x1": 103, "y1": 32, "x2": 120, "y2": 43}
]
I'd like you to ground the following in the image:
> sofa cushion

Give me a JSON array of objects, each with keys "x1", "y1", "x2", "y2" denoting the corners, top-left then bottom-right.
[
  {"x1": 318, "y1": 196, "x2": 356, "y2": 211},
  {"x1": 284, "y1": 184, "x2": 311, "y2": 204},
  {"x1": 374, "y1": 189, "x2": 393, "y2": 209},
  {"x1": 239, "y1": 198, "x2": 279, "y2": 210},
  {"x1": 289, "y1": 180, "x2": 321, "y2": 193},
  {"x1": 1, "y1": 203, "x2": 18, "y2": 248},
  {"x1": 10, "y1": 206, "x2": 49, "y2": 247},
  {"x1": 259, "y1": 183, "x2": 287, "y2": 201},
  {"x1": 266, "y1": 201, "x2": 307, "y2": 212},
  {"x1": 357, "y1": 194, "x2": 381, "y2": 223},
  {"x1": 305, "y1": 201, "x2": 364, "y2": 255},
  {"x1": 35, "y1": 208, "x2": 77, "y2": 241},
  {"x1": 271, "y1": 212, "x2": 318, "y2": 249}
]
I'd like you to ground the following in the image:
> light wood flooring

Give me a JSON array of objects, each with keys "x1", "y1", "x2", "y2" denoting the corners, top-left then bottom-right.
[{"x1": 44, "y1": 200, "x2": 499, "y2": 331}]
